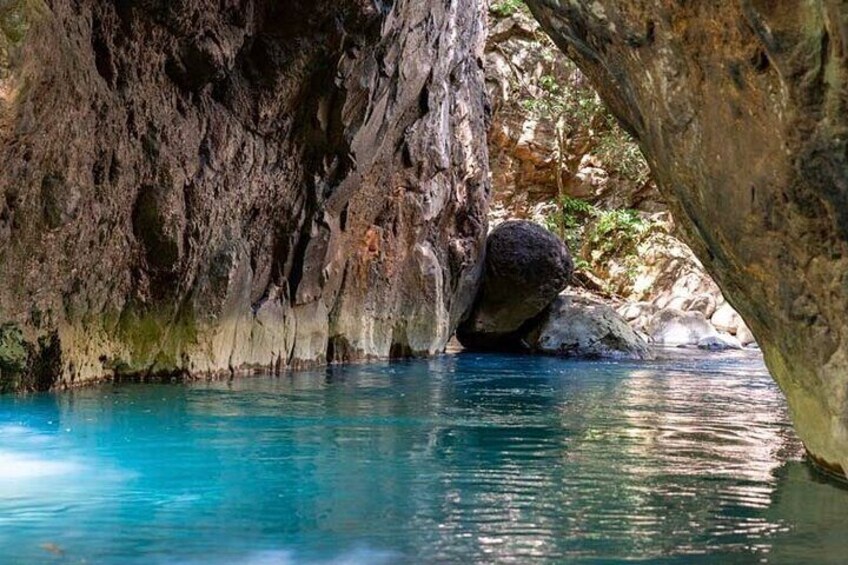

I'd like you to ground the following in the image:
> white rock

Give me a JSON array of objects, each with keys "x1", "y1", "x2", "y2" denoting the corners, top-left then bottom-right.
[
  {"x1": 697, "y1": 333, "x2": 743, "y2": 351},
  {"x1": 533, "y1": 294, "x2": 652, "y2": 360},
  {"x1": 711, "y1": 302, "x2": 742, "y2": 334},
  {"x1": 736, "y1": 321, "x2": 757, "y2": 347},
  {"x1": 648, "y1": 308, "x2": 718, "y2": 346}
]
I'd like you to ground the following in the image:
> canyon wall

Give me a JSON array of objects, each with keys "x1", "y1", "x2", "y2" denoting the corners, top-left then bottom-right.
[
  {"x1": 526, "y1": 0, "x2": 848, "y2": 474},
  {"x1": 0, "y1": 0, "x2": 489, "y2": 389}
]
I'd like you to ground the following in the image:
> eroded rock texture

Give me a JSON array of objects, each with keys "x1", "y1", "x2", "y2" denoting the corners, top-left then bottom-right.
[
  {"x1": 526, "y1": 0, "x2": 848, "y2": 472},
  {"x1": 0, "y1": 0, "x2": 489, "y2": 388}
]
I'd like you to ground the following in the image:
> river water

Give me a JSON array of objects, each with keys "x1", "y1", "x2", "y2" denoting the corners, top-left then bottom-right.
[{"x1": 0, "y1": 352, "x2": 845, "y2": 564}]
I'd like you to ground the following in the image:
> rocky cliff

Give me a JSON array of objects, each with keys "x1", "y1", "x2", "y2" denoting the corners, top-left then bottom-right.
[
  {"x1": 525, "y1": 0, "x2": 848, "y2": 475},
  {"x1": 0, "y1": 0, "x2": 489, "y2": 389},
  {"x1": 485, "y1": 7, "x2": 661, "y2": 219}
]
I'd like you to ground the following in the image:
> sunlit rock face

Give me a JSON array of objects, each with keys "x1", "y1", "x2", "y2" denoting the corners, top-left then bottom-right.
[
  {"x1": 0, "y1": 0, "x2": 489, "y2": 388},
  {"x1": 525, "y1": 0, "x2": 848, "y2": 472}
]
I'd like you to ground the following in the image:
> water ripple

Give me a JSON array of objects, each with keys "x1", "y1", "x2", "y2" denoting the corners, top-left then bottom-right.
[{"x1": 0, "y1": 351, "x2": 846, "y2": 563}]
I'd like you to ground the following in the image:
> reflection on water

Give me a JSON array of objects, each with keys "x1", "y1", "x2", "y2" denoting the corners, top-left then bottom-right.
[{"x1": 0, "y1": 352, "x2": 845, "y2": 564}]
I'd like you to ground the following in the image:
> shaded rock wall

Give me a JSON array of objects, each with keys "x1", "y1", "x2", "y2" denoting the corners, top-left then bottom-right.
[
  {"x1": 526, "y1": 0, "x2": 848, "y2": 472},
  {"x1": 0, "y1": 0, "x2": 489, "y2": 388}
]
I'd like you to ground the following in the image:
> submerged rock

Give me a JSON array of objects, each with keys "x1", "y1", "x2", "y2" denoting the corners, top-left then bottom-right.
[
  {"x1": 697, "y1": 334, "x2": 743, "y2": 352},
  {"x1": 529, "y1": 293, "x2": 651, "y2": 360},
  {"x1": 457, "y1": 221, "x2": 573, "y2": 349}
]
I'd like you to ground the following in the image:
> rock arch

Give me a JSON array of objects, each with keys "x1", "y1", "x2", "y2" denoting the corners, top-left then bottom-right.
[{"x1": 525, "y1": 0, "x2": 848, "y2": 475}]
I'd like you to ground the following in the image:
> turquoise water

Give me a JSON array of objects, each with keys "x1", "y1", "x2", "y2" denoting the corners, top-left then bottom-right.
[{"x1": 1, "y1": 352, "x2": 847, "y2": 564}]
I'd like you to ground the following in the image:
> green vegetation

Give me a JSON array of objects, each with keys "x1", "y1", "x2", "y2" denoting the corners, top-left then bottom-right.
[
  {"x1": 544, "y1": 196, "x2": 659, "y2": 289},
  {"x1": 488, "y1": 1, "x2": 656, "y2": 293},
  {"x1": 521, "y1": 67, "x2": 649, "y2": 187},
  {"x1": 587, "y1": 208, "x2": 651, "y2": 264},
  {"x1": 490, "y1": 1, "x2": 649, "y2": 188},
  {"x1": 490, "y1": 0, "x2": 527, "y2": 17}
]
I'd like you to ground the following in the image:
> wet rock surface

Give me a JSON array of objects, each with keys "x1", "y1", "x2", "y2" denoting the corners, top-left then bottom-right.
[
  {"x1": 0, "y1": 0, "x2": 489, "y2": 386},
  {"x1": 457, "y1": 220, "x2": 573, "y2": 349},
  {"x1": 698, "y1": 334, "x2": 743, "y2": 352},
  {"x1": 525, "y1": 0, "x2": 848, "y2": 468}
]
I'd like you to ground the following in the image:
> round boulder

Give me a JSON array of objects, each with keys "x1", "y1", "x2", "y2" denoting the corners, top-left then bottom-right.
[{"x1": 458, "y1": 221, "x2": 573, "y2": 349}]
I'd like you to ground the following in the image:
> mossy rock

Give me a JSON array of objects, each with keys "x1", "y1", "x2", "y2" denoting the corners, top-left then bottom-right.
[
  {"x1": 0, "y1": 0, "x2": 48, "y2": 79},
  {"x1": 114, "y1": 304, "x2": 199, "y2": 374},
  {"x1": 0, "y1": 0, "x2": 32, "y2": 45},
  {"x1": 0, "y1": 323, "x2": 28, "y2": 392},
  {"x1": 0, "y1": 323, "x2": 60, "y2": 393}
]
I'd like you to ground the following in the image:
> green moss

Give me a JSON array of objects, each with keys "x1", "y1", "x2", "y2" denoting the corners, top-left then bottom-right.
[
  {"x1": 0, "y1": 0, "x2": 47, "y2": 80},
  {"x1": 1, "y1": 0, "x2": 31, "y2": 44},
  {"x1": 0, "y1": 323, "x2": 28, "y2": 379},
  {"x1": 114, "y1": 304, "x2": 199, "y2": 375},
  {"x1": 0, "y1": 322, "x2": 60, "y2": 393}
]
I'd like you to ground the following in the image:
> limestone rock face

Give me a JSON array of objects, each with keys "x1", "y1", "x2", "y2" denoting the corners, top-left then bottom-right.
[
  {"x1": 457, "y1": 220, "x2": 573, "y2": 348},
  {"x1": 0, "y1": 0, "x2": 489, "y2": 389},
  {"x1": 529, "y1": 293, "x2": 651, "y2": 360},
  {"x1": 484, "y1": 9, "x2": 662, "y2": 222},
  {"x1": 526, "y1": 0, "x2": 848, "y2": 471},
  {"x1": 485, "y1": 13, "x2": 563, "y2": 211}
]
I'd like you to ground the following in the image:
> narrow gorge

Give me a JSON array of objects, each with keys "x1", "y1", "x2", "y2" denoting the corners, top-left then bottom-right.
[{"x1": 2, "y1": 0, "x2": 848, "y2": 478}]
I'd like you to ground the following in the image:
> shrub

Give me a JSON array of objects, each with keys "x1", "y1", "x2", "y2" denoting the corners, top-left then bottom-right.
[{"x1": 490, "y1": 0, "x2": 527, "y2": 17}]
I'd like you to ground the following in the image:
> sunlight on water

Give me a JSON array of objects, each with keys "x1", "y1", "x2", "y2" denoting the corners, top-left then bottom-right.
[
  {"x1": 0, "y1": 450, "x2": 82, "y2": 480},
  {"x1": 0, "y1": 351, "x2": 846, "y2": 564}
]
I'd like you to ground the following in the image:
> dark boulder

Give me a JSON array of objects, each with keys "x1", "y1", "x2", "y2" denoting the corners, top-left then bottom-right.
[{"x1": 458, "y1": 221, "x2": 573, "y2": 349}]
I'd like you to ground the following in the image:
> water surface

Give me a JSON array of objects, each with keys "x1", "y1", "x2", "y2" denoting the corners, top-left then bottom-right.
[{"x1": 1, "y1": 352, "x2": 846, "y2": 564}]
